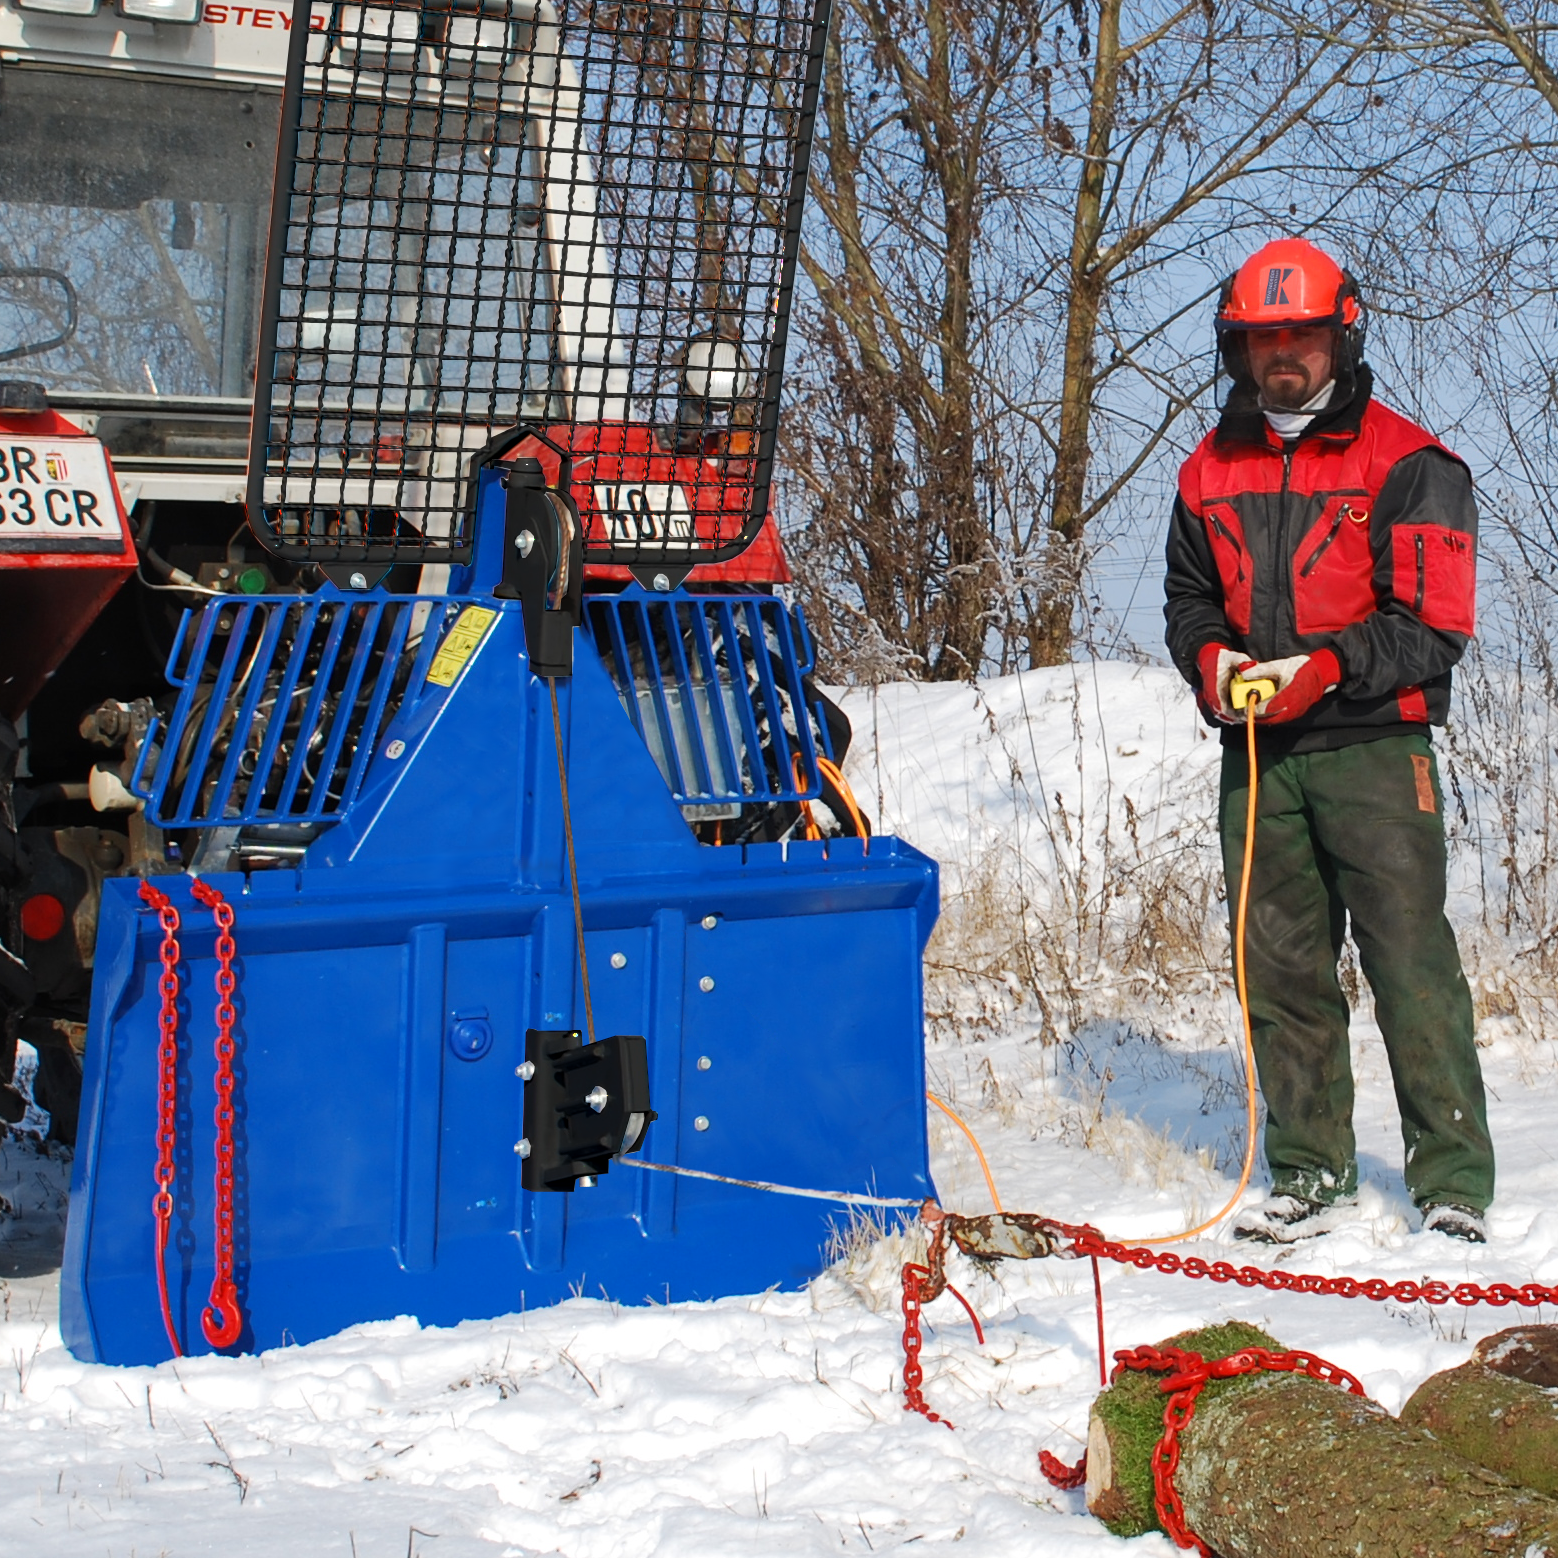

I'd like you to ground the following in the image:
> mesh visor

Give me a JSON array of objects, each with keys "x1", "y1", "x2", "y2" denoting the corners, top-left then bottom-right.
[{"x1": 248, "y1": 0, "x2": 830, "y2": 568}]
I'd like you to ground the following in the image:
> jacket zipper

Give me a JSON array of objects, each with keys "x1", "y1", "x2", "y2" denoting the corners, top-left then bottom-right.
[
  {"x1": 1276, "y1": 447, "x2": 1294, "y2": 652},
  {"x1": 1207, "y1": 511, "x2": 1245, "y2": 581},
  {"x1": 1300, "y1": 508, "x2": 1345, "y2": 578},
  {"x1": 1414, "y1": 532, "x2": 1426, "y2": 612}
]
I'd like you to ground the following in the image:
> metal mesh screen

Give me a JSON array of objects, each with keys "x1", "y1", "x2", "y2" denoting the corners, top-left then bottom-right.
[{"x1": 248, "y1": 0, "x2": 829, "y2": 569}]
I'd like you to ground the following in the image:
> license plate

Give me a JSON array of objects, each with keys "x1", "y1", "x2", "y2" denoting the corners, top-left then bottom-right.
[
  {"x1": 593, "y1": 482, "x2": 695, "y2": 548},
  {"x1": 0, "y1": 438, "x2": 124, "y2": 554}
]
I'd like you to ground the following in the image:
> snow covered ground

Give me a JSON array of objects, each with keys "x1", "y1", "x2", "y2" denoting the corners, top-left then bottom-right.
[{"x1": 3, "y1": 663, "x2": 1557, "y2": 1557}]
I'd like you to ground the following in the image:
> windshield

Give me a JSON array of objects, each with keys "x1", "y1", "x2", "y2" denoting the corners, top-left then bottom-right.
[{"x1": 0, "y1": 66, "x2": 279, "y2": 399}]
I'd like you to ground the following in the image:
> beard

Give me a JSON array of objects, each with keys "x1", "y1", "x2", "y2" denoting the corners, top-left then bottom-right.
[{"x1": 1259, "y1": 360, "x2": 1314, "y2": 410}]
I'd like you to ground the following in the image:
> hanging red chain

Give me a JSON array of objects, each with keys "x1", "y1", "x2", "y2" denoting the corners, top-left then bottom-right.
[
  {"x1": 190, "y1": 878, "x2": 242, "y2": 1349},
  {"x1": 138, "y1": 879, "x2": 184, "y2": 1359},
  {"x1": 900, "y1": 1264, "x2": 954, "y2": 1429},
  {"x1": 1038, "y1": 1449, "x2": 1088, "y2": 1489}
]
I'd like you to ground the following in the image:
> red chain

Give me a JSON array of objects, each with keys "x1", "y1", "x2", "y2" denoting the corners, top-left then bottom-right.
[
  {"x1": 1111, "y1": 1342, "x2": 1366, "y2": 1553},
  {"x1": 900, "y1": 1264, "x2": 954, "y2": 1429},
  {"x1": 1038, "y1": 1449, "x2": 1088, "y2": 1489},
  {"x1": 138, "y1": 880, "x2": 184, "y2": 1359},
  {"x1": 1060, "y1": 1222, "x2": 1558, "y2": 1308},
  {"x1": 190, "y1": 879, "x2": 242, "y2": 1350}
]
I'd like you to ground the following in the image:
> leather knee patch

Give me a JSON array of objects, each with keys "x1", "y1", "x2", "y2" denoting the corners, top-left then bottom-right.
[{"x1": 1411, "y1": 752, "x2": 1437, "y2": 814}]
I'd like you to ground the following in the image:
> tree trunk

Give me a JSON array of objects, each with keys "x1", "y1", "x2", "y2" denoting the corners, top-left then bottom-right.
[
  {"x1": 1029, "y1": 0, "x2": 1122, "y2": 668},
  {"x1": 1401, "y1": 1329, "x2": 1558, "y2": 1498},
  {"x1": 1086, "y1": 1323, "x2": 1558, "y2": 1557}
]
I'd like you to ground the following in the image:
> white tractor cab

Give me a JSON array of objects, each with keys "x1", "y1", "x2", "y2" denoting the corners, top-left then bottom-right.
[{"x1": 0, "y1": 0, "x2": 813, "y2": 1145}]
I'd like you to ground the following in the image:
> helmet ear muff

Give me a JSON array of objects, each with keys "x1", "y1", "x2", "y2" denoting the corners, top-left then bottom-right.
[{"x1": 1339, "y1": 268, "x2": 1367, "y2": 369}]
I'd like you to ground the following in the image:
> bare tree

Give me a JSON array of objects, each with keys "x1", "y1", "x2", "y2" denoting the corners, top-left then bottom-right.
[{"x1": 784, "y1": 1, "x2": 1486, "y2": 679}]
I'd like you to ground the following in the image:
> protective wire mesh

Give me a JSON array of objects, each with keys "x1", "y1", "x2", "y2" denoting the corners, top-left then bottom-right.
[{"x1": 248, "y1": 0, "x2": 828, "y2": 568}]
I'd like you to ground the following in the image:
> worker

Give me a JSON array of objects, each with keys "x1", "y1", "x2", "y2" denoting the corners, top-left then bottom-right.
[{"x1": 1164, "y1": 237, "x2": 1493, "y2": 1244}]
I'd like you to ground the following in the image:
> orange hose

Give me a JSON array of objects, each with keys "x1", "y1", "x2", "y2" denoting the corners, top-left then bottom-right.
[
  {"x1": 925, "y1": 699, "x2": 1263, "y2": 1244},
  {"x1": 926, "y1": 1092, "x2": 1004, "y2": 1213}
]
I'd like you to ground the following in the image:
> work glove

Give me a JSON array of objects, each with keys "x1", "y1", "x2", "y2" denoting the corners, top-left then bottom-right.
[
  {"x1": 1196, "y1": 643, "x2": 1253, "y2": 723},
  {"x1": 1242, "y1": 649, "x2": 1342, "y2": 723}
]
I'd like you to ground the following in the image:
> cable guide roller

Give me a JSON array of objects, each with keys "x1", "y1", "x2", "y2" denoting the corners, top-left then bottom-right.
[{"x1": 521, "y1": 1028, "x2": 655, "y2": 1192}]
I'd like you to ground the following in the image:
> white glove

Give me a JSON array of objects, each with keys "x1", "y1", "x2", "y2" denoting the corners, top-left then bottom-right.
[
  {"x1": 1208, "y1": 647, "x2": 1247, "y2": 722},
  {"x1": 1237, "y1": 655, "x2": 1333, "y2": 714}
]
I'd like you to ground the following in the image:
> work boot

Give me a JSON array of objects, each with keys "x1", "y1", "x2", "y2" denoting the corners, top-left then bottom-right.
[
  {"x1": 1232, "y1": 1193, "x2": 1355, "y2": 1244},
  {"x1": 1421, "y1": 1203, "x2": 1487, "y2": 1244}
]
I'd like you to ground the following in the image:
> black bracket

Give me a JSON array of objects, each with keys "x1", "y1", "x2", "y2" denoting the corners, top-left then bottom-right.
[{"x1": 520, "y1": 1030, "x2": 656, "y2": 1192}]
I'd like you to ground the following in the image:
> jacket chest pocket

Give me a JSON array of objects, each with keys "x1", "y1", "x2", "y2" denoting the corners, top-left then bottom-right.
[
  {"x1": 1203, "y1": 503, "x2": 1252, "y2": 635},
  {"x1": 1294, "y1": 496, "x2": 1375, "y2": 635},
  {"x1": 1392, "y1": 524, "x2": 1475, "y2": 635}
]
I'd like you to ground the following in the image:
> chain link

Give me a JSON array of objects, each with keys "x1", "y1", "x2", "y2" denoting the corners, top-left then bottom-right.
[
  {"x1": 138, "y1": 880, "x2": 184, "y2": 1359},
  {"x1": 900, "y1": 1264, "x2": 953, "y2": 1430},
  {"x1": 191, "y1": 879, "x2": 243, "y2": 1350}
]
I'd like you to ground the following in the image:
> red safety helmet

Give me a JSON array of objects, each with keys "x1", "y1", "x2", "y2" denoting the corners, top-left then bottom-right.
[{"x1": 1215, "y1": 237, "x2": 1367, "y2": 391}]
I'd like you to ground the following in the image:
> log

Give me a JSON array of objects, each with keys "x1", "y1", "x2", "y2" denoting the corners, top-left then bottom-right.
[
  {"x1": 1401, "y1": 1327, "x2": 1558, "y2": 1497},
  {"x1": 1085, "y1": 1322, "x2": 1558, "y2": 1557}
]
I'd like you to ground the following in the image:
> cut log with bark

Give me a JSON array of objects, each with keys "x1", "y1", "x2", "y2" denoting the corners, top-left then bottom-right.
[
  {"x1": 1401, "y1": 1326, "x2": 1558, "y2": 1497},
  {"x1": 1085, "y1": 1322, "x2": 1558, "y2": 1557}
]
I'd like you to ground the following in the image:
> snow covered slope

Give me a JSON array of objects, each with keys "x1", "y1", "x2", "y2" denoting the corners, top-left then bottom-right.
[{"x1": 2, "y1": 664, "x2": 1556, "y2": 1557}]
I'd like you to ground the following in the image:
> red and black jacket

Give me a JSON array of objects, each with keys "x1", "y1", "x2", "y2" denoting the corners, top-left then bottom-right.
[{"x1": 1165, "y1": 368, "x2": 1476, "y2": 750}]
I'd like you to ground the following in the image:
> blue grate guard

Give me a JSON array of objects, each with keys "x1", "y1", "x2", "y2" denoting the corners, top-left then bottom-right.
[
  {"x1": 584, "y1": 591, "x2": 832, "y2": 806},
  {"x1": 130, "y1": 595, "x2": 486, "y2": 829}
]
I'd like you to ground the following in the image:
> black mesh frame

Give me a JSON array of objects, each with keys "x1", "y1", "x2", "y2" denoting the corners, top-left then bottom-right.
[{"x1": 247, "y1": 0, "x2": 829, "y2": 568}]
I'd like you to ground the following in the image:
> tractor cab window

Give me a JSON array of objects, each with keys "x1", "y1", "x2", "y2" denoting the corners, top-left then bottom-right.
[{"x1": 0, "y1": 66, "x2": 278, "y2": 399}]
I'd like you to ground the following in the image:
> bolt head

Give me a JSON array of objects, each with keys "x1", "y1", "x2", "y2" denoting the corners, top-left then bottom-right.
[
  {"x1": 515, "y1": 1138, "x2": 531, "y2": 1158},
  {"x1": 699, "y1": 975, "x2": 714, "y2": 992},
  {"x1": 701, "y1": 914, "x2": 718, "y2": 930},
  {"x1": 652, "y1": 572, "x2": 671, "y2": 592},
  {"x1": 577, "y1": 1175, "x2": 596, "y2": 1189},
  {"x1": 693, "y1": 1115, "x2": 710, "y2": 1132},
  {"x1": 610, "y1": 951, "x2": 627, "y2": 969},
  {"x1": 516, "y1": 1060, "x2": 535, "y2": 1081},
  {"x1": 697, "y1": 1055, "x2": 712, "y2": 1071},
  {"x1": 515, "y1": 529, "x2": 535, "y2": 556},
  {"x1": 586, "y1": 1085, "x2": 609, "y2": 1113},
  {"x1": 384, "y1": 738, "x2": 406, "y2": 760},
  {"x1": 348, "y1": 571, "x2": 368, "y2": 590}
]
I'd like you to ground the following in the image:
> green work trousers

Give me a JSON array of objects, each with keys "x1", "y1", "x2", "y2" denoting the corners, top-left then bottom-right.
[{"x1": 1219, "y1": 732, "x2": 1493, "y2": 1212}]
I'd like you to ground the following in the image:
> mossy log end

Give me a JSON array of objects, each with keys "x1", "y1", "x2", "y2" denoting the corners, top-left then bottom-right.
[
  {"x1": 1402, "y1": 1360, "x2": 1558, "y2": 1497},
  {"x1": 1086, "y1": 1323, "x2": 1558, "y2": 1557}
]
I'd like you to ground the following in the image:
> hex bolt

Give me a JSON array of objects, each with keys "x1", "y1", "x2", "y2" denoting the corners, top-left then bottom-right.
[
  {"x1": 515, "y1": 529, "x2": 535, "y2": 556},
  {"x1": 701, "y1": 914, "x2": 718, "y2": 930},
  {"x1": 515, "y1": 1138, "x2": 531, "y2": 1157},
  {"x1": 697, "y1": 1055, "x2": 712, "y2": 1071},
  {"x1": 693, "y1": 1115, "x2": 710, "y2": 1132},
  {"x1": 652, "y1": 572, "x2": 671, "y2": 592},
  {"x1": 699, "y1": 976, "x2": 715, "y2": 992},
  {"x1": 586, "y1": 1085, "x2": 609, "y2": 1113},
  {"x1": 348, "y1": 571, "x2": 368, "y2": 590},
  {"x1": 610, "y1": 952, "x2": 627, "y2": 969},
  {"x1": 516, "y1": 1061, "x2": 535, "y2": 1081}
]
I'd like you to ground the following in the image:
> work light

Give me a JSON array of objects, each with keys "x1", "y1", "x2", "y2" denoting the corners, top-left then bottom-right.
[
  {"x1": 117, "y1": 0, "x2": 202, "y2": 21},
  {"x1": 16, "y1": 0, "x2": 101, "y2": 17}
]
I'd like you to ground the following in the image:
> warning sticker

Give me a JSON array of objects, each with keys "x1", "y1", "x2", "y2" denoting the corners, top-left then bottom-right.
[{"x1": 426, "y1": 605, "x2": 498, "y2": 688}]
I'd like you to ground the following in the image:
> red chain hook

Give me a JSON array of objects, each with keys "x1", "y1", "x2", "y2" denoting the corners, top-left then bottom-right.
[
  {"x1": 138, "y1": 880, "x2": 184, "y2": 1358},
  {"x1": 189, "y1": 879, "x2": 243, "y2": 1349}
]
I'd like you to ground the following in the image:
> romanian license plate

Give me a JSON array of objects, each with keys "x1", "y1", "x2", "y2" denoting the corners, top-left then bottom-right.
[
  {"x1": 593, "y1": 482, "x2": 695, "y2": 548},
  {"x1": 0, "y1": 438, "x2": 124, "y2": 554}
]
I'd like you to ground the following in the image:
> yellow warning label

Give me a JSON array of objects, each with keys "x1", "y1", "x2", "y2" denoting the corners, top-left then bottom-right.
[{"x1": 426, "y1": 606, "x2": 498, "y2": 688}]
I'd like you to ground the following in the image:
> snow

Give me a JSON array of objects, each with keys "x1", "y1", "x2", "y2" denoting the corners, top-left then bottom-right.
[{"x1": 3, "y1": 662, "x2": 1558, "y2": 1556}]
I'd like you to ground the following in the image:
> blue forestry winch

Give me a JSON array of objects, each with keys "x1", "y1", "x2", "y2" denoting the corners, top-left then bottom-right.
[{"x1": 59, "y1": 0, "x2": 939, "y2": 1364}]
